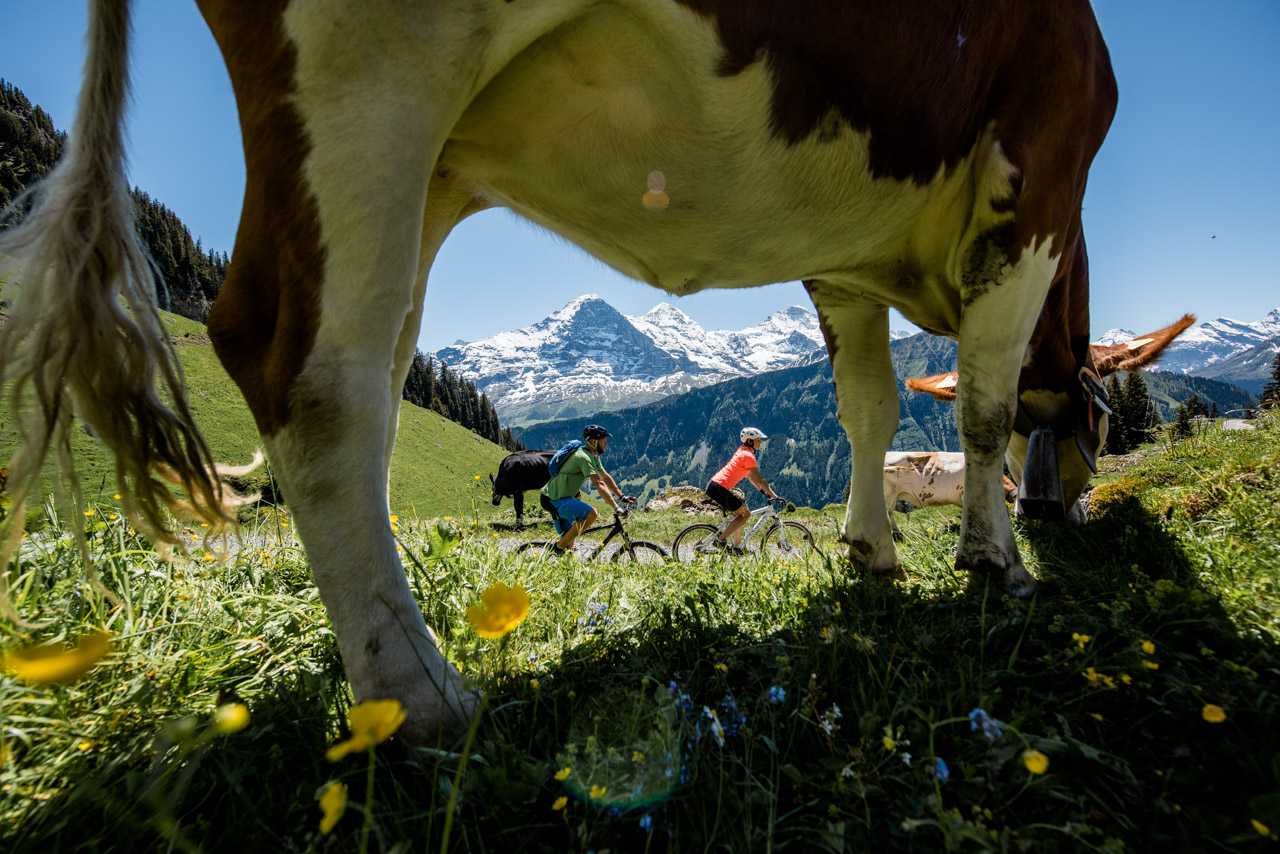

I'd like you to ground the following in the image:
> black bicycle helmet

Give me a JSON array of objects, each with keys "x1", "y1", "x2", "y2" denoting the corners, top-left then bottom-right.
[{"x1": 583, "y1": 424, "x2": 612, "y2": 441}]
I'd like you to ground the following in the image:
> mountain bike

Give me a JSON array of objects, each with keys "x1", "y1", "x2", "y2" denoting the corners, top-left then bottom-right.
[
  {"x1": 516, "y1": 498, "x2": 668, "y2": 564},
  {"x1": 671, "y1": 497, "x2": 816, "y2": 561}
]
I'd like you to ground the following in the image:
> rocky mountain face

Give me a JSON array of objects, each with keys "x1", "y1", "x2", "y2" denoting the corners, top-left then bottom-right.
[
  {"x1": 432, "y1": 295, "x2": 829, "y2": 425},
  {"x1": 1096, "y1": 308, "x2": 1280, "y2": 388}
]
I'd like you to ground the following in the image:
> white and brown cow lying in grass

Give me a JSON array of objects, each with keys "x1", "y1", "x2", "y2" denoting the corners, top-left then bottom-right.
[
  {"x1": 2, "y1": 0, "x2": 1182, "y2": 738},
  {"x1": 883, "y1": 452, "x2": 1017, "y2": 534},
  {"x1": 883, "y1": 451, "x2": 1092, "y2": 534}
]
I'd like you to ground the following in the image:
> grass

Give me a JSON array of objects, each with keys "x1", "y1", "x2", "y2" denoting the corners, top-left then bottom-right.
[
  {"x1": 2, "y1": 415, "x2": 1279, "y2": 851},
  {"x1": 0, "y1": 309, "x2": 513, "y2": 522}
]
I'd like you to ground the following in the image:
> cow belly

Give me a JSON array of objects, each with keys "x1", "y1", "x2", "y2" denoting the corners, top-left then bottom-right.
[{"x1": 442, "y1": 2, "x2": 993, "y2": 313}]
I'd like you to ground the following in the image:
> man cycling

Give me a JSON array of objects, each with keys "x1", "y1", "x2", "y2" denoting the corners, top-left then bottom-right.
[
  {"x1": 701, "y1": 427, "x2": 783, "y2": 553},
  {"x1": 539, "y1": 424, "x2": 629, "y2": 555}
]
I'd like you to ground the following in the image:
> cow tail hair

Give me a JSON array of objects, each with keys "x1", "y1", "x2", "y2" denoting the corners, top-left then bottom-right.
[{"x1": 0, "y1": 0, "x2": 250, "y2": 617}]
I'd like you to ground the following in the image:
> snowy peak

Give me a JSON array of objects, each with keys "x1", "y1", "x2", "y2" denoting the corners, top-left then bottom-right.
[
  {"x1": 433, "y1": 295, "x2": 828, "y2": 423},
  {"x1": 1094, "y1": 307, "x2": 1280, "y2": 375}
]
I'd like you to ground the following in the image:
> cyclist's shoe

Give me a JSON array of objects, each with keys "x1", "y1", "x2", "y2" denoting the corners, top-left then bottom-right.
[
  {"x1": 696, "y1": 537, "x2": 727, "y2": 554},
  {"x1": 726, "y1": 545, "x2": 747, "y2": 556}
]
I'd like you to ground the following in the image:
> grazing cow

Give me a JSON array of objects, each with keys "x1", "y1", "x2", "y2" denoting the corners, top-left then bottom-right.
[
  {"x1": 489, "y1": 450, "x2": 555, "y2": 527},
  {"x1": 2, "y1": 0, "x2": 1179, "y2": 738},
  {"x1": 883, "y1": 452, "x2": 1017, "y2": 534}
]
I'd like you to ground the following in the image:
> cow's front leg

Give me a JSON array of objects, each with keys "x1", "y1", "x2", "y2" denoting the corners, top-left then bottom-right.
[
  {"x1": 806, "y1": 283, "x2": 901, "y2": 576},
  {"x1": 513, "y1": 491, "x2": 525, "y2": 528},
  {"x1": 953, "y1": 233, "x2": 1057, "y2": 597}
]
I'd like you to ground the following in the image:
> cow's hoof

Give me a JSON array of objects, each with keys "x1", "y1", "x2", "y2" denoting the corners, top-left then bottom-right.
[
  {"x1": 870, "y1": 564, "x2": 909, "y2": 583},
  {"x1": 960, "y1": 558, "x2": 1037, "y2": 599}
]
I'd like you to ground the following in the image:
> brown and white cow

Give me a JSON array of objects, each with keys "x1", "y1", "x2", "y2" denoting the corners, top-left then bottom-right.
[
  {"x1": 883, "y1": 452, "x2": 1017, "y2": 534},
  {"x1": 2, "y1": 0, "x2": 1163, "y2": 738}
]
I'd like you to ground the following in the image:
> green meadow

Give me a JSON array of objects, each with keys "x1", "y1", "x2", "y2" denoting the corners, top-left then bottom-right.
[
  {"x1": 0, "y1": 310, "x2": 512, "y2": 521},
  {"x1": 1, "y1": 404, "x2": 1278, "y2": 851}
]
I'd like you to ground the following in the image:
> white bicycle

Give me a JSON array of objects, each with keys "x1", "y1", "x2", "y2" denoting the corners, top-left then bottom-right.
[{"x1": 671, "y1": 497, "x2": 816, "y2": 562}]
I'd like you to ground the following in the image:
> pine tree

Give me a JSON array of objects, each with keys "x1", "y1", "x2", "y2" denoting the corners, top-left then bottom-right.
[
  {"x1": 1172, "y1": 402, "x2": 1194, "y2": 439},
  {"x1": 1262, "y1": 350, "x2": 1280, "y2": 409},
  {"x1": 1103, "y1": 374, "x2": 1128, "y2": 455},
  {"x1": 1120, "y1": 372, "x2": 1158, "y2": 448}
]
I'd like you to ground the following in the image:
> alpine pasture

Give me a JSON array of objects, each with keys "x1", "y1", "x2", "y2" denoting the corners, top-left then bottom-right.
[{"x1": 1, "y1": 361, "x2": 1278, "y2": 849}]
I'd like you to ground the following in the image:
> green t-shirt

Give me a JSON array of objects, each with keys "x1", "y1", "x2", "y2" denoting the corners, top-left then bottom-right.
[{"x1": 540, "y1": 447, "x2": 604, "y2": 501}]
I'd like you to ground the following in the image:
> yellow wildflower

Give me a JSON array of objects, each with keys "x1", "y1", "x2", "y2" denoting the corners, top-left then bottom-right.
[
  {"x1": 552, "y1": 796, "x2": 568, "y2": 811},
  {"x1": 465, "y1": 583, "x2": 531, "y2": 639},
  {"x1": 1252, "y1": 819, "x2": 1271, "y2": 837},
  {"x1": 589, "y1": 784, "x2": 607, "y2": 799},
  {"x1": 714, "y1": 663, "x2": 728, "y2": 672},
  {"x1": 319, "y1": 782, "x2": 347, "y2": 834},
  {"x1": 83, "y1": 508, "x2": 96, "y2": 517},
  {"x1": 474, "y1": 475, "x2": 482, "y2": 480},
  {"x1": 1143, "y1": 660, "x2": 1160, "y2": 670},
  {"x1": 1121, "y1": 674, "x2": 1133, "y2": 685},
  {"x1": 2, "y1": 630, "x2": 112, "y2": 684},
  {"x1": 1089, "y1": 713, "x2": 1104, "y2": 721},
  {"x1": 554, "y1": 766, "x2": 571, "y2": 781},
  {"x1": 1141, "y1": 640, "x2": 1155, "y2": 654},
  {"x1": 213, "y1": 702, "x2": 250, "y2": 734},
  {"x1": 326, "y1": 699, "x2": 406, "y2": 761},
  {"x1": 1201, "y1": 704, "x2": 1226, "y2": 723},
  {"x1": 632, "y1": 751, "x2": 645, "y2": 763},
  {"x1": 1082, "y1": 667, "x2": 1116, "y2": 688},
  {"x1": 113, "y1": 493, "x2": 122, "y2": 500},
  {"x1": 389, "y1": 515, "x2": 398, "y2": 523},
  {"x1": 1023, "y1": 749, "x2": 1050, "y2": 775},
  {"x1": 1072, "y1": 633, "x2": 1091, "y2": 649}
]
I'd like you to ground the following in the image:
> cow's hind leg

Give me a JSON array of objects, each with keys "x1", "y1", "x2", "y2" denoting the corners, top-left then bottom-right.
[
  {"x1": 205, "y1": 12, "x2": 487, "y2": 740},
  {"x1": 806, "y1": 283, "x2": 902, "y2": 576},
  {"x1": 953, "y1": 232, "x2": 1056, "y2": 597}
]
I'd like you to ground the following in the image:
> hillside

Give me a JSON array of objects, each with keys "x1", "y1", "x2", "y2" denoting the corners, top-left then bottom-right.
[
  {"x1": 516, "y1": 333, "x2": 1258, "y2": 509},
  {"x1": 514, "y1": 332, "x2": 963, "y2": 509},
  {"x1": 0, "y1": 310, "x2": 510, "y2": 522}
]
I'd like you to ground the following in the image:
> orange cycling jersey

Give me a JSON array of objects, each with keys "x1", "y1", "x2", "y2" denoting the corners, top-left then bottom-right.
[{"x1": 711, "y1": 447, "x2": 758, "y2": 489}]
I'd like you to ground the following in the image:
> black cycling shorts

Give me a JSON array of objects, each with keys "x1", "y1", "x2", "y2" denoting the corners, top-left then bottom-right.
[{"x1": 706, "y1": 481, "x2": 743, "y2": 513}]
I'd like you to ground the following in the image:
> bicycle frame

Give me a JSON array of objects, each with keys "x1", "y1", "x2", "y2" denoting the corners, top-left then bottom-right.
[
  {"x1": 712, "y1": 501, "x2": 791, "y2": 549},
  {"x1": 579, "y1": 511, "x2": 637, "y2": 563}
]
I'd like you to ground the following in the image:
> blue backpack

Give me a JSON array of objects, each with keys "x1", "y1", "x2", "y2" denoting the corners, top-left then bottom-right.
[{"x1": 547, "y1": 439, "x2": 585, "y2": 477}]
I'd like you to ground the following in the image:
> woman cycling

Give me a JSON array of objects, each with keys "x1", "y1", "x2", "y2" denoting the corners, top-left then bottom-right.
[{"x1": 701, "y1": 427, "x2": 783, "y2": 553}]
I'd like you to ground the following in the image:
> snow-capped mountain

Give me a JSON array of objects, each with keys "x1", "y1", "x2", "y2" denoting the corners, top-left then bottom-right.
[
  {"x1": 432, "y1": 295, "x2": 828, "y2": 424},
  {"x1": 1095, "y1": 308, "x2": 1280, "y2": 376}
]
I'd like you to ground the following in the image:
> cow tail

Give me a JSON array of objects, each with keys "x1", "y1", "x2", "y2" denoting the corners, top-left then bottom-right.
[{"x1": 0, "y1": 0, "x2": 247, "y2": 606}]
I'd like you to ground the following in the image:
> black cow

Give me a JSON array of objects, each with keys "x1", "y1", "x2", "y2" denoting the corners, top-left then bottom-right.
[{"x1": 489, "y1": 450, "x2": 555, "y2": 527}]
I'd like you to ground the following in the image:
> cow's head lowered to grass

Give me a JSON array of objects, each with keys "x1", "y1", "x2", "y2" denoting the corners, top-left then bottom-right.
[{"x1": 906, "y1": 315, "x2": 1195, "y2": 520}]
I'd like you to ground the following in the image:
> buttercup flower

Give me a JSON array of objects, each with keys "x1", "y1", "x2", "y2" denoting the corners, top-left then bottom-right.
[
  {"x1": 213, "y1": 702, "x2": 250, "y2": 734},
  {"x1": 466, "y1": 583, "x2": 531, "y2": 638},
  {"x1": 1201, "y1": 704, "x2": 1226, "y2": 723},
  {"x1": 1143, "y1": 660, "x2": 1160, "y2": 670},
  {"x1": 1141, "y1": 640, "x2": 1156, "y2": 654},
  {"x1": 1023, "y1": 749, "x2": 1050, "y2": 774},
  {"x1": 589, "y1": 784, "x2": 607, "y2": 799},
  {"x1": 2, "y1": 630, "x2": 112, "y2": 684},
  {"x1": 555, "y1": 766, "x2": 571, "y2": 780},
  {"x1": 1252, "y1": 819, "x2": 1271, "y2": 838},
  {"x1": 552, "y1": 796, "x2": 568, "y2": 811},
  {"x1": 319, "y1": 782, "x2": 347, "y2": 834},
  {"x1": 326, "y1": 699, "x2": 406, "y2": 761},
  {"x1": 1072, "y1": 632, "x2": 1091, "y2": 649}
]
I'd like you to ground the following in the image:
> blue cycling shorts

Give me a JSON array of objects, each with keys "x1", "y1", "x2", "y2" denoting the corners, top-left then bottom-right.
[{"x1": 549, "y1": 497, "x2": 594, "y2": 536}]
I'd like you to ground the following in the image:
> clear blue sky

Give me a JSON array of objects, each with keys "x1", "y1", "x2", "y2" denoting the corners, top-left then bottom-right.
[{"x1": 6, "y1": 1, "x2": 1278, "y2": 352}]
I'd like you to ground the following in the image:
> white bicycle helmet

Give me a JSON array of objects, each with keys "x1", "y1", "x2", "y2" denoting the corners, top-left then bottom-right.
[{"x1": 740, "y1": 427, "x2": 767, "y2": 443}]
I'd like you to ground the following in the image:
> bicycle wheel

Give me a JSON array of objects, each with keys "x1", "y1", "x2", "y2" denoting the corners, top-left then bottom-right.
[
  {"x1": 610, "y1": 541, "x2": 668, "y2": 565},
  {"x1": 761, "y1": 521, "x2": 816, "y2": 558},
  {"x1": 671, "y1": 523, "x2": 720, "y2": 562}
]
